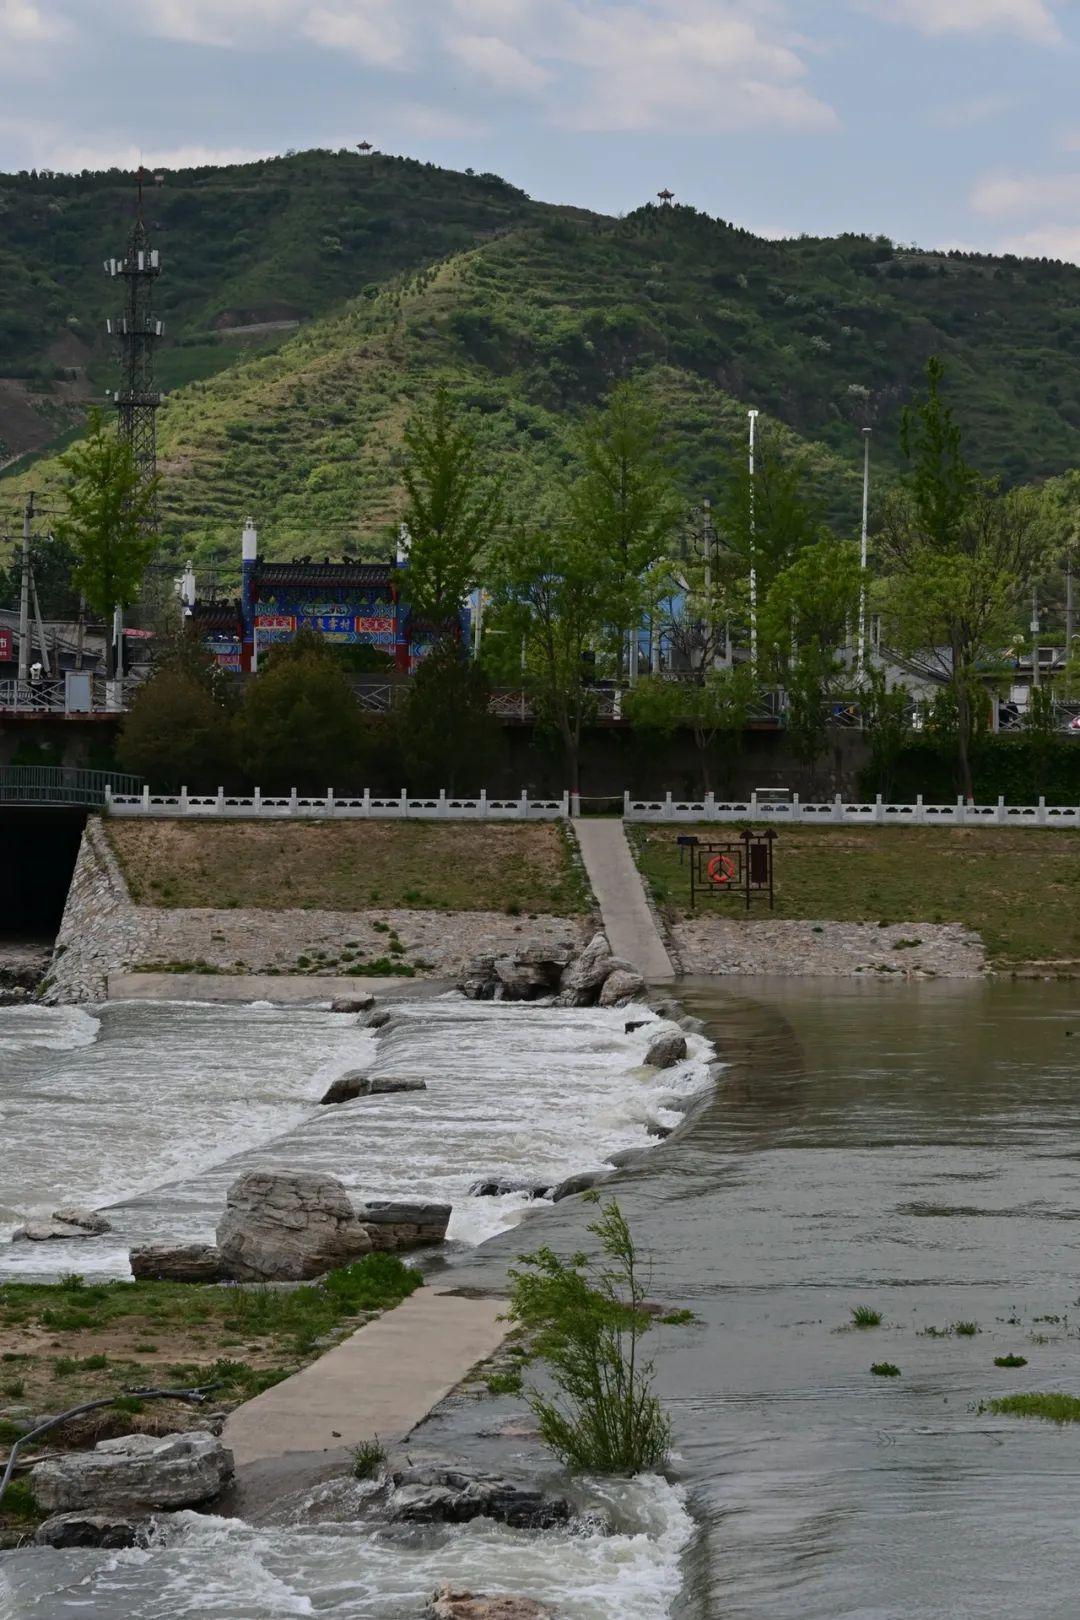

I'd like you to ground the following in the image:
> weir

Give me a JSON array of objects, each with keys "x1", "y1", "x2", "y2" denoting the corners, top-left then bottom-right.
[{"x1": 0, "y1": 807, "x2": 86, "y2": 942}]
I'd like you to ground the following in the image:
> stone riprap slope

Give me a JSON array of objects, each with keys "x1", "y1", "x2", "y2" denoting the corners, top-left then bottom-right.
[{"x1": 673, "y1": 917, "x2": 987, "y2": 978}]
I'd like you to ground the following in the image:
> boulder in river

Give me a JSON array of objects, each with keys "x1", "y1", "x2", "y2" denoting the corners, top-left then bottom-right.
[
  {"x1": 320, "y1": 1073, "x2": 427, "y2": 1103},
  {"x1": 644, "y1": 1032, "x2": 687, "y2": 1070},
  {"x1": 129, "y1": 1243, "x2": 228, "y2": 1283},
  {"x1": 31, "y1": 1431, "x2": 233, "y2": 1515},
  {"x1": 329, "y1": 996, "x2": 375, "y2": 1013},
  {"x1": 559, "y1": 932, "x2": 612, "y2": 996},
  {"x1": 468, "y1": 1178, "x2": 553, "y2": 1200},
  {"x1": 428, "y1": 1589, "x2": 556, "y2": 1619},
  {"x1": 34, "y1": 1512, "x2": 151, "y2": 1549},
  {"x1": 598, "y1": 968, "x2": 646, "y2": 1007},
  {"x1": 12, "y1": 1209, "x2": 110, "y2": 1242},
  {"x1": 390, "y1": 1463, "x2": 571, "y2": 1529},
  {"x1": 357, "y1": 1200, "x2": 450, "y2": 1251},
  {"x1": 216, "y1": 1170, "x2": 372, "y2": 1281}
]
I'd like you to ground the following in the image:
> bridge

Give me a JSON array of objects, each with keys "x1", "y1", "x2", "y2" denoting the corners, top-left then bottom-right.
[{"x1": 0, "y1": 767, "x2": 143, "y2": 807}]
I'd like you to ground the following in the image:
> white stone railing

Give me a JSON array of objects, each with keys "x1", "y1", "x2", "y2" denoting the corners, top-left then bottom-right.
[
  {"x1": 105, "y1": 787, "x2": 571, "y2": 821},
  {"x1": 623, "y1": 792, "x2": 1080, "y2": 828}
]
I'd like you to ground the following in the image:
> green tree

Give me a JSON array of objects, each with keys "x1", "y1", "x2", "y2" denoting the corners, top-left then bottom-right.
[
  {"x1": 716, "y1": 421, "x2": 826, "y2": 609},
  {"x1": 117, "y1": 661, "x2": 234, "y2": 791},
  {"x1": 1023, "y1": 682, "x2": 1058, "y2": 796},
  {"x1": 861, "y1": 666, "x2": 912, "y2": 800},
  {"x1": 568, "y1": 382, "x2": 681, "y2": 681},
  {"x1": 880, "y1": 362, "x2": 1043, "y2": 800},
  {"x1": 401, "y1": 386, "x2": 501, "y2": 637},
  {"x1": 492, "y1": 526, "x2": 604, "y2": 795},
  {"x1": 508, "y1": 1197, "x2": 673, "y2": 1476},
  {"x1": 397, "y1": 640, "x2": 500, "y2": 793},
  {"x1": 237, "y1": 628, "x2": 372, "y2": 792},
  {"x1": 624, "y1": 665, "x2": 758, "y2": 793},
  {"x1": 54, "y1": 410, "x2": 159, "y2": 676}
]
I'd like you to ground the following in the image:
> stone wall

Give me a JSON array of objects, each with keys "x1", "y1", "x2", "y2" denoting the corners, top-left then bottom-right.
[
  {"x1": 44, "y1": 818, "x2": 592, "y2": 1002},
  {"x1": 672, "y1": 916, "x2": 987, "y2": 978},
  {"x1": 43, "y1": 817, "x2": 146, "y2": 1003}
]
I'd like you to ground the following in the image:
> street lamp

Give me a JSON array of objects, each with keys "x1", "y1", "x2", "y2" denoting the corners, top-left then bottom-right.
[
  {"x1": 748, "y1": 409, "x2": 759, "y2": 677},
  {"x1": 857, "y1": 427, "x2": 872, "y2": 678}
]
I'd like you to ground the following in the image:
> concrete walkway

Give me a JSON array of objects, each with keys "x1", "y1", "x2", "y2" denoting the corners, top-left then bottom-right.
[
  {"x1": 223, "y1": 1288, "x2": 507, "y2": 1465},
  {"x1": 573, "y1": 819, "x2": 675, "y2": 982}
]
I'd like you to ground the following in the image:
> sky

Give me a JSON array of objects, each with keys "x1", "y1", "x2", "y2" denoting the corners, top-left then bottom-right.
[{"x1": 3, "y1": 0, "x2": 1080, "y2": 261}]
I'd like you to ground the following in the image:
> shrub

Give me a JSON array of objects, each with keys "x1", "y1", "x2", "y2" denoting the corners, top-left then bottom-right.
[
  {"x1": 352, "y1": 1437, "x2": 386, "y2": 1480},
  {"x1": 871, "y1": 1362, "x2": 901, "y2": 1377},
  {"x1": 851, "y1": 1305, "x2": 882, "y2": 1328},
  {"x1": 508, "y1": 1197, "x2": 673, "y2": 1476},
  {"x1": 994, "y1": 1354, "x2": 1028, "y2": 1368}
]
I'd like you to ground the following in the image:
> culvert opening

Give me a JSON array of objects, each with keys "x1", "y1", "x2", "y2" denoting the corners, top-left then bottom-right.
[{"x1": 0, "y1": 808, "x2": 87, "y2": 942}]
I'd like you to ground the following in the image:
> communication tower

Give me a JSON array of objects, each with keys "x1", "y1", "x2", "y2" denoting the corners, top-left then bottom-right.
[{"x1": 105, "y1": 167, "x2": 163, "y2": 503}]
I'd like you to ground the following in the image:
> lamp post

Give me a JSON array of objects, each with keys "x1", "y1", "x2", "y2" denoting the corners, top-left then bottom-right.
[
  {"x1": 857, "y1": 427, "x2": 872, "y2": 678},
  {"x1": 748, "y1": 409, "x2": 759, "y2": 677}
]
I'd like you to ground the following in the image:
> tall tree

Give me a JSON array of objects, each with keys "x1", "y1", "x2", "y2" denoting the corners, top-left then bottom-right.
[
  {"x1": 401, "y1": 386, "x2": 500, "y2": 638},
  {"x1": 716, "y1": 421, "x2": 825, "y2": 604},
  {"x1": 624, "y1": 664, "x2": 758, "y2": 794},
  {"x1": 397, "y1": 639, "x2": 499, "y2": 794},
  {"x1": 879, "y1": 359, "x2": 1043, "y2": 800},
  {"x1": 237, "y1": 628, "x2": 372, "y2": 793},
  {"x1": 493, "y1": 526, "x2": 605, "y2": 795},
  {"x1": 568, "y1": 382, "x2": 681, "y2": 681},
  {"x1": 55, "y1": 410, "x2": 159, "y2": 677}
]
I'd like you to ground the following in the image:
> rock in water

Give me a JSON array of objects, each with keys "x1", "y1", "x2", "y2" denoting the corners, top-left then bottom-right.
[
  {"x1": 468, "y1": 1178, "x2": 553, "y2": 1200},
  {"x1": 329, "y1": 996, "x2": 375, "y2": 1013},
  {"x1": 129, "y1": 1243, "x2": 227, "y2": 1283},
  {"x1": 598, "y1": 968, "x2": 645, "y2": 1007},
  {"x1": 320, "y1": 1072, "x2": 427, "y2": 1103},
  {"x1": 34, "y1": 1512, "x2": 150, "y2": 1549},
  {"x1": 428, "y1": 1589, "x2": 556, "y2": 1619},
  {"x1": 51, "y1": 1207, "x2": 112, "y2": 1234},
  {"x1": 559, "y1": 932, "x2": 612, "y2": 996},
  {"x1": 31, "y1": 1432, "x2": 233, "y2": 1514},
  {"x1": 13, "y1": 1219, "x2": 98, "y2": 1242},
  {"x1": 216, "y1": 1170, "x2": 372, "y2": 1281},
  {"x1": 644, "y1": 1032, "x2": 687, "y2": 1069},
  {"x1": 390, "y1": 1464, "x2": 570, "y2": 1529},
  {"x1": 357, "y1": 1200, "x2": 451, "y2": 1251}
]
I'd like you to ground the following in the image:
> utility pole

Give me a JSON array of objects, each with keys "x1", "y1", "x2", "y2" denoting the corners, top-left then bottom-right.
[
  {"x1": 748, "y1": 408, "x2": 759, "y2": 678},
  {"x1": 17, "y1": 491, "x2": 33, "y2": 683},
  {"x1": 1031, "y1": 588, "x2": 1041, "y2": 690},
  {"x1": 857, "y1": 427, "x2": 872, "y2": 678}
]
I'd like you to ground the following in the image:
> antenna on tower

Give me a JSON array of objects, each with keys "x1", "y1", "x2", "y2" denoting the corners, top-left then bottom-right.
[{"x1": 105, "y1": 167, "x2": 163, "y2": 518}]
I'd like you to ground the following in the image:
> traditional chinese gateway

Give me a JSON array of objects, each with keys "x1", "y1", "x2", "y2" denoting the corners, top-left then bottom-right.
[{"x1": 186, "y1": 520, "x2": 430, "y2": 673}]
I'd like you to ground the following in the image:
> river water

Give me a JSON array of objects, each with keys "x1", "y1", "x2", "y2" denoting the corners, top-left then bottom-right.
[{"x1": 2, "y1": 978, "x2": 1079, "y2": 1617}]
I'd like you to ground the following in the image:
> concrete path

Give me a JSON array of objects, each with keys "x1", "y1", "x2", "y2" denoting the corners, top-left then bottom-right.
[
  {"x1": 107, "y1": 971, "x2": 414, "y2": 1003},
  {"x1": 573, "y1": 819, "x2": 675, "y2": 982},
  {"x1": 223, "y1": 1288, "x2": 507, "y2": 1465}
]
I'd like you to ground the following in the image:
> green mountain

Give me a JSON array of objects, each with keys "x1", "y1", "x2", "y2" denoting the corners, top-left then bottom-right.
[{"x1": 4, "y1": 148, "x2": 1080, "y2": 585}]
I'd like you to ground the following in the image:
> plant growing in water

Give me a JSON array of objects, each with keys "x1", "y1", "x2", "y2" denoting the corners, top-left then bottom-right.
[
  {"x1": 994, "y1": 1355, "x2": 1028, "y2": 1369},
  {"x1": 507, "y1": 1197, "x2": 673, "y2": 1475},
  {"x1": 351, "y1": 1437, "x2": 386, "y2": 1480},
  {"x1": 871, "y1": 1362, "x2": 902, "y2": 1377},
  {"x1": 953, "y1": 1321, "x2": 980, "y2": 1337},
  {"x1": 851, "y1": 1306, "x2": 883, "y2": 1328},
  {"x1": 987, "y1": 1392, "x2": 1080, "y2": 1423}
]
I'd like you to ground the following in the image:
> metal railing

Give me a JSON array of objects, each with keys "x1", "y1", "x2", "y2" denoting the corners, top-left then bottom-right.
[
  {"x1": 623, "y1": 791, "x2": 1080, "y2": 828},
  {"x1": 0, "y1": 677, "x2": 145, "y2": 716},
  {"x1": 0, "y1": 767, "x2": 143, "y2": 807}
]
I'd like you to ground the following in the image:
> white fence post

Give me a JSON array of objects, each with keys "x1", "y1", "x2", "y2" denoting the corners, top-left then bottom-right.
[
  {"x1": 916, "y1": 794, "x2": 924, "y2": 825},
  {"x1": 105, "y1": 782, "x2": 112, "y2": 809},
  {"x1": 997, "y1": 795, "x2": 1005, "y2": 826},
  {"x1": 362, "y1": 788, "x2": 370, "y2": 818},
  {"x1": 327, "y1": 787, "x2": 335, "y2": 817},
  {"x1": 704, "y1": 791, "x2": 715, "y2": 820},
  {"x1": 400, "y1": 788, "x2": 408, "y2": 816},
  {"x1": 663, "y1": 792, "x2": 674, "y2": 822},
  {"x1": 217, "y1": 785, "x2": 225, "y2": 813},
  {"x1": 833, "y1": 793, "x2": 843, "y2": 824},
  {"x1": 562, "y1": 790, "x2": 571, "y2": 817},
  {"x1": 180, "y1": 785, "x2": 189, "y2": 814},
  {"x1": 1038, "y1": 795, "x2": 1047, "y2": 827},
  {"x1": 253, "y1": 786, "x2": 261, "y2": 816},
  {"x1": 290, "y1": 786, "x2": 298, "y2": 815},
  {"x1": 875, "y1": 794, "x2": 883, "y2": 825},
  {"x1": 750, "y1": 791, "x2": 758, "y2": 821},
  {"x1": 141, "y1": 785, "x2": 150, "y2": 812},
  {"x1": 438, "y1": 789, "x2": 448, "y2": 819},
  {"x1": 480, "y1": 788, "x2": 489, "y2": 820}
]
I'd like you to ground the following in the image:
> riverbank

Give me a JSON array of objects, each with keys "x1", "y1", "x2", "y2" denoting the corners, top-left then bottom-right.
[
  {"x1": 630, "y1": 822, "x2": 1080, "y2": 975},
  {"x1": 44, "y1": 819, "x2": 596, "y2": 1003}
]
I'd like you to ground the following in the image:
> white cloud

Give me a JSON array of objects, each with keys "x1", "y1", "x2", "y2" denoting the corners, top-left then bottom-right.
[
  {"x1": 998, "y1": 223, "x2": 1080, "y2": 262},
  {"x1": 302, "y1": 3, "x2": 408, "y2": 66},
  {"x1": 970, "y1": 167, "x2": 1080, "y2": 216},
  {"x1": 865, "y1": 0, "x2": 1063, "y2": 44},
  {"x1": 447, "y1": 31, "x2": 548, "y2": 93},
  {"x1": 0, "y1": 0, "x2": 67, "y2": 41}
]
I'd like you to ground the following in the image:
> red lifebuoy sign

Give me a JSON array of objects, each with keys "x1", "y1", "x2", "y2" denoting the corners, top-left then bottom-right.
[{"x1": 707, "y1": 853, "x2": 735, "y2": 886}]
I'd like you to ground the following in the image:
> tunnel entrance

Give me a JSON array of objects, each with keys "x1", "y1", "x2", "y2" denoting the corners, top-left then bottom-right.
[{"x1": 0, "y1": 809, "x2": 86, "y2": 941}]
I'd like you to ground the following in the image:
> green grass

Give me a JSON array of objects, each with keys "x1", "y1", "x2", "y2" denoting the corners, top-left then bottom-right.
[
  {"x1": 994, "y1": 1354, "x2": 1028, "y2": 1368},
  {"x1": 485, "y1": 1369, "x2": 524, "y2": 1396},
  {"x1": 109, "y1": 819, "x2": 592, "y2": 917},
  {"x1": 629, "y1": 824, "x2": 1080, "y2": 969},
  {"x1": 988, "y1": 1393, "x2": 1080, "y2": 1423},
  {"x1": 871, "y1": 1362, "x2": 902, "y2": 1377},
  {"x1": 953, "y1": 1321, "x2": 980, "y2": 1337},
  {"x1": 351, "y1": 1437, "x2": 387, "y2": 1480},
  {"x1": 851, "y1": 1305, "x2": 883, "y2": 1328}
]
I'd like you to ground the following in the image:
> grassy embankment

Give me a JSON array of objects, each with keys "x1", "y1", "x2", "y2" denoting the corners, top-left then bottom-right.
[
  {"x1": 0, "y1": 1255, "x2": 420, "y2": 1533},
  {"x1": 629, "y1": 824, "x2": 1080, "y2": 971}
]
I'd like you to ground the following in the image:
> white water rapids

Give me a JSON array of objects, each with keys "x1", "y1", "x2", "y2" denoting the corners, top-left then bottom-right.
[{"x1": 0, "y1": 993, "x2": 712, "y2": 1618}]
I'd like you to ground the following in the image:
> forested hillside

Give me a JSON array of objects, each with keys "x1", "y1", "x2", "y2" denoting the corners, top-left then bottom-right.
[{"x1": 4, "y1": 148, "x2": 1080, "y2": 582}]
